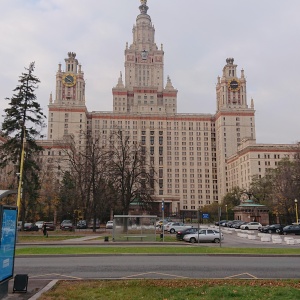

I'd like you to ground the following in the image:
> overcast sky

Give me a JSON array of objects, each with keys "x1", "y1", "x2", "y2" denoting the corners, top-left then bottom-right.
[{"x1": 1, "y1": 0, "x2": 299, "y2": 144}]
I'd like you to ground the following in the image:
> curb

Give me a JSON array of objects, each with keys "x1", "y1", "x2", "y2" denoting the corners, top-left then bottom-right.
[{"x1": 28, "y1": 280, "x2": 58, "y2": 300}]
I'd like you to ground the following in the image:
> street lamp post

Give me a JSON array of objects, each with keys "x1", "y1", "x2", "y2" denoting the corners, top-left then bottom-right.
[
  {"x1": 225, "y1": 204, "x2": 228, "y2": 222},
  {"x1": 295, "y1": 199, "x2": 299, "y2": 225}
]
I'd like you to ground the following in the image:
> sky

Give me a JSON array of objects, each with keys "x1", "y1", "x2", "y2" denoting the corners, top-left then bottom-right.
[{"x1": 1, "y1": 0, "x2": 299, "y2": 144}]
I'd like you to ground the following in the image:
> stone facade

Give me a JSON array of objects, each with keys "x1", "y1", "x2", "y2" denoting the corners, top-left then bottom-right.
[{"x1": 40, "y1": 0, "x2": 298, "y2": 215}]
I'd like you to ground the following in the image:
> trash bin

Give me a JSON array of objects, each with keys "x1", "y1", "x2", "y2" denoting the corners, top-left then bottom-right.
[
  {"x1": 160, "y1": 233, "x2": 163, "y2": 239},
  {"x1": 104, "y1": 236, "x2": 109, "y2": 242}
]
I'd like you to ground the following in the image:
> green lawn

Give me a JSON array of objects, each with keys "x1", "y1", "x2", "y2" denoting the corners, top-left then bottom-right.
[
  {"x1": 15, "y1": 246, "x2": 300, "y2": 256},
  {"x1": 39, "y1": 279, "x2": 300, "y2": 300}
]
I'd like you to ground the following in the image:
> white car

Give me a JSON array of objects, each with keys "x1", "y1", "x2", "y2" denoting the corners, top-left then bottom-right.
[
  {"x1": 165, "y1": 222, "x2": 192, "y2": 234},
  {"x1": 156, "y1": 219, "x2": 169, "y2": 228},
  {"x1": 240, "y1": 222, "x2": 262, "y2": 230},
  {"x1": 35, "y1": 221, "x2": 44, "y2": 230},
  {"x1": 183, "y1": 229, "x2": 224, "y2": 243},
  {"x1": 106, "y1": 220, "x2": 113, "y2": 229}
]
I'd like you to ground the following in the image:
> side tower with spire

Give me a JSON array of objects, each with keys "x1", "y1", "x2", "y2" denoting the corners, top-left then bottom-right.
[
  {"x1": 215, "y1": 58, "x2": 256, "y2": 198},
  {"x1": 112, "y1": 0, "x2": 178, "y2": 114},
  {"x1": 47, "y1": 52, "x2": 87, "y2": 145}
]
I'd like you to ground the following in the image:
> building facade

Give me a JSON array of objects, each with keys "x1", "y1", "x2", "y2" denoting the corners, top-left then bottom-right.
[{"x1": 43, "y1": 0, "x2": 296, "y2": 215}]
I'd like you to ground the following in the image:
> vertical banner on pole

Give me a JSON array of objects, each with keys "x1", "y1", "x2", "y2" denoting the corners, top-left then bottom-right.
[
  {"x1": 218, "y1": 206, "x2": 222, "y2": 247},
  {"x1": 161, "y1": 199, "x2": 164, "y2": 242}
]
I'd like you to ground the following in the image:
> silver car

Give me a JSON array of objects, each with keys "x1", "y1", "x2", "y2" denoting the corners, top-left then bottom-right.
[{"x1": 183, "y1": 229, "x2": 224, "y2": 243}]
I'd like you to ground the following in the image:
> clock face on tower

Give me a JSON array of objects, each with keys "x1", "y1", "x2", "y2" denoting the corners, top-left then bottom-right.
[
  {"x1": 62, "y1": 74, "x2": 76, "y2": 87},
  {"x1": 141, "y1": 50, "x2": 148, "y2": 60},
  {"x1": 228, "y1": 79, "x2": 240, "y2": 91}
]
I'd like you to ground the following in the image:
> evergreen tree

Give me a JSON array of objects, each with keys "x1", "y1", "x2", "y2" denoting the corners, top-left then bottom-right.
[{"x1": 0, "y1": 62, "x2": 46, "y2": 222}]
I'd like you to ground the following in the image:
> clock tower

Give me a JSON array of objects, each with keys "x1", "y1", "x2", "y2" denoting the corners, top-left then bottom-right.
[
  {"x1": 215, "y1": 58, "x2": 256, "y2": 198},
  {"x1": 48, "y1": 52, "x2": 87, "y2": 145},
  {"x1": 112, "y1": 0, "x2": 178, "y2": 114}
]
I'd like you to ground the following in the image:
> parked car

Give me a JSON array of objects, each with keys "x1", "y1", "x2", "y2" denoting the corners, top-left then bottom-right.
[
  {"x1": 176, "y1": 227, "x2": 199, "y2": 240},
  {"x1": 76, "y1": 220, "x2": 87, "y2": 229},
  {"x1": 35, "y1": 221, "x2": 45, "y2": 230},
  {"x1": 227, "y1": 220, "x2": 241, "y2": 228},
  {"x1": 258, "y1": 225, "x2": 270, "y2": 232},
  {"x1": 156, "y1": 219, "x2": 170, "y2": 228},
  {"x1": 23, "y1": 223, "x2": 39, "y2": 231},
  {"x1": 240, "y1": 222, "x2": 262, "y2": 230},
  {"x1": 165, "y1": 222, "x2": 192, "y2": 234},
  {"x1": 232, "y1": 221, "x2": 248, "y2": 229},
  {"x1": 60, "y1": 220, "x2": 74, "y2": 231},
  {"x1": 282, "y1": 224, "x2": 300, "y2": 235},
  {"x1": 215, "y1": 220, "x2": 227, "y2": 226},
  {"x1": 106, "y1": 220, "x2": 113, "y2": 229},
  {"x1": 183, "y1": 229, "x2": 224, "y2": 243},
  {"x1": 88, "y1": 220, "x2": 100, "y2": 229},
  {"x1": 17, "y1": 221, "x2": 22, "y2": 231},
  {"x1": 261, "y1": 224, "x2": 284, "y2": 234},
  {"x1": 44, "y1": 222, "x2": 56, "y2": 231}
]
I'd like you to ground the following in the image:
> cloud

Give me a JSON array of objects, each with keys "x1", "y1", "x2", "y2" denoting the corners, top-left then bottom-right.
[{"x1": 1, "y1": 0, "x2": 300, "y2": 144}]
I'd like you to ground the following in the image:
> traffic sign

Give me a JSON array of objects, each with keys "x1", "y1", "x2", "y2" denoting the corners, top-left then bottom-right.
[{"x1": 202, "y1": 213, "x2": 210, "y2": 219}]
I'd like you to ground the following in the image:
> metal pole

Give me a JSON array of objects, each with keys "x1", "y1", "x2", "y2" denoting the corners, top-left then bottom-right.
[
  {"x1": 197, "y1": 209, "x2": 200, "y2": 243},
  {"x1": 162, "y1": 199, "x2": 164, "y2": 242},
  {"x1": 295, "y1": 199, "x2": 299, "y2": 225},
  {"x1": 218, "y1": 206, "x2": 222, "y2": 248},
  {"x1": 17, "y1": 124, "x2": 26, "y2": 219}
]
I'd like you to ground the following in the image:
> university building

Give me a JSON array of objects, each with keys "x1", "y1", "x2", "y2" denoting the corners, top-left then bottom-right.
[{"x1": 39, "y1": 0, "x2": 297, "y2": 215}]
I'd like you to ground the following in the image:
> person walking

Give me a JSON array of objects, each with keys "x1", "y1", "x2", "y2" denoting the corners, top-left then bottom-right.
[{"x1": 42, "y1": 223, "x2": 48, "y2": 237}]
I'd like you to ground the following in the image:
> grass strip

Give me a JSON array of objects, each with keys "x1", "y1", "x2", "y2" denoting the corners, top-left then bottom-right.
[
  {"x1": 16, "y1": 246, "x2": 300, "y2": 256},
  {"x1": 39, "y1": 279, "x2": 300, "y2": 300}
]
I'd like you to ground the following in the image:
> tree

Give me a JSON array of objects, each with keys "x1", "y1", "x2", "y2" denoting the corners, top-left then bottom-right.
[
  {"x1": 59, "y1": 133, "x2": 116, "y2": 231},
  {"x1": 269, "y1": 158, "x2": 299, "y2": 224},
  {"x1": 82, "y1": 133, "x2": 114, "y2": 231},
  {"x1": 109, "y1": 130, "x2": 155, "y2": 217},
  {"x1": 222, "y1": 186, "x2": 244, "y2": 208},
  {"x1": 0, "y1": 62, "x2": 46, "y2": 223},
  {"x1": 249, "y1": 173, "x2": 274, "y2": 206},
  {"x1": 248, "y1": 155, "x2": 300, "y2": 224},
  {"x1": 58, "y1": 171, "x2": 78, "y2": 221}
]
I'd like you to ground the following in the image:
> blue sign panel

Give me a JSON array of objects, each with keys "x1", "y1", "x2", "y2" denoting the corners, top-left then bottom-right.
[
  {"x1": 0, "y1": 205, "x2": 18, "y2": 283},
  {"x1": 202, "y1": 213, "x2": 210, "y2": 219}
]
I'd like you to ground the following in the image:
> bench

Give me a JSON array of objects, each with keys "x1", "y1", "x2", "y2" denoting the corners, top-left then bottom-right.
[{"x1": 124, "y1": 235, "x2": 147, "y2": 241}]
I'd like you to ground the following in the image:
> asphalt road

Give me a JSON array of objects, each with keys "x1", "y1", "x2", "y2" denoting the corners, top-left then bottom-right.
[{"x1": 14, "y1": 255, "x2": 300, "y2": 280}]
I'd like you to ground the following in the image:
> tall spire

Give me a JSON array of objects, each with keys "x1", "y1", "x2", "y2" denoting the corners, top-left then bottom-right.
[{"x1": 139, "y1": 0, "x2": 149, "y2": 14}]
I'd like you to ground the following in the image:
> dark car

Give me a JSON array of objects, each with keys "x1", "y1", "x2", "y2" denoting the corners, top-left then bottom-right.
[
  {"x1": 232, "y1": 221, "x2": 247, "y2": 229},
  {"x1": 258, "y1": 225, "x2": 270, "y2": 232},
  {"x1": 44, "y1": 222, "x2": 56, "y2": 231},
  {"x1": 227, "y1": 220, "x2": 240, "y2": 228},
  {"x1": 261, "y1": 224, "x2": 284, "y2": 234},
  {"x1": 214, "y1": 220, "x2": 227, "y2": 226},
  {"x1": 23, "y1": 223, "x2": 39, "y2": 231},
  {"x1": 76, "y1": 220, "x2": 87, "y2": 229},
  {"x1": 283, "y1": 225, "x2": 300, "y2": 235},
  {"x1": 176, "y1": 227, "x2": 199, "y2": 240},
  {"x1": 88, "y1": 220, "x2": 100, "y2": 229},
  {"x1": 60, "y1": 220, "x2": 74, "y2": 231}
]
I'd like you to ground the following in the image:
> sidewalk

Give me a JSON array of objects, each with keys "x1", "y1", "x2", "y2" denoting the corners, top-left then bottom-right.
[
  {"x1": 60, "y1": 235, "x2": 102, "y2": 242},
  {"x1": 4, "y1": 279, "x2": 53, "y2": 300}
]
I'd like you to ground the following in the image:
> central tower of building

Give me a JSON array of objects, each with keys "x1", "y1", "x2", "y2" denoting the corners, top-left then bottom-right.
[{"x1": 112, "y1": 0, "x2": 178, "y2": 114}]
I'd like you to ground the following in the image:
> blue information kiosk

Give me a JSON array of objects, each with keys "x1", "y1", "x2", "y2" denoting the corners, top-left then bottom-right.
[{"x1": 0, "y1": 190, "x2": 18, "y2": 298}]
